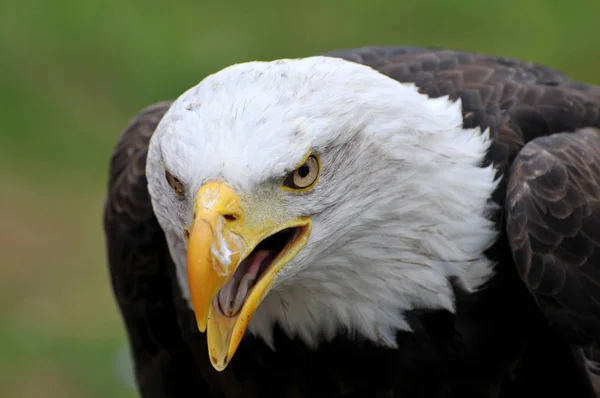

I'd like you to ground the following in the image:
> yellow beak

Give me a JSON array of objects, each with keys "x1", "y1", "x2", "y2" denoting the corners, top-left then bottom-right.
[{"x1": 186, "y1": 182, "x2": 311, "y2": 371}]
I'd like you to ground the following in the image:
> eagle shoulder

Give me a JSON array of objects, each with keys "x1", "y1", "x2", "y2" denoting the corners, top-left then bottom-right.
[
  {"x1": 329, "y1": 46, "x2": 600, "y2": 376},
  {"x1": 505, "y1": 128, "x2": 600, "y2": 346}
]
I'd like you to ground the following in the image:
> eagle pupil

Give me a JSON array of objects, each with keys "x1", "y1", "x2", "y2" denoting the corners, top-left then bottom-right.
[{"x1": 298, "y1": 165, "x2": 309, "y2": 178}]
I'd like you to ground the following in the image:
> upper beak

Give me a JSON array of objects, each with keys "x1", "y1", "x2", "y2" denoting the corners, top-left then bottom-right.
[{"x1": 186, "y1": 182, "x2": 311, "y2": 371}]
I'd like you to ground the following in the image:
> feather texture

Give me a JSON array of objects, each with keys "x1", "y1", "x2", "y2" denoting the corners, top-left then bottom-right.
[{"x1": 104, "y1": 47, "x2": 600, "y2": 397}]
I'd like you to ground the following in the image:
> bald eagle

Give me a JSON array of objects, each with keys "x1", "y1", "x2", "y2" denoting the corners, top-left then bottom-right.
[{"x1": 104, "y1": 47, "x2": 600, "y2": 398}]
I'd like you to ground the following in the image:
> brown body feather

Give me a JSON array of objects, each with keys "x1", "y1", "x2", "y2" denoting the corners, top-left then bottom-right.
[{"x1": 104, "y1": 47, "x2": 600, "y2": 397}]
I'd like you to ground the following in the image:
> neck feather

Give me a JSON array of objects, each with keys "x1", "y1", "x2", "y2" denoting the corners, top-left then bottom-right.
[{"x1": 247, "y1": 88, "x2": 500, "y2": 349}]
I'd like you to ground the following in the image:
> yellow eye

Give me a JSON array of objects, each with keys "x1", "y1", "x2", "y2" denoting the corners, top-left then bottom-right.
[
  {"x1": 165, "y1": 169, "x2": 185, "y2": 196},
  {"x1": 283, "y1": 155, "x2": 320, "y2": 191}
]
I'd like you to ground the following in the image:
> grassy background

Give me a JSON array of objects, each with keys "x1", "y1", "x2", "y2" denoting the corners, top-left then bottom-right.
[{"x1": 1, "y1": 0, "x2": 599, "y2": 397}]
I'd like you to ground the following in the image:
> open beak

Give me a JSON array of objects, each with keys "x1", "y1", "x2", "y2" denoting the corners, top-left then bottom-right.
[{"x1": 186, "y1": 182, "x2": 311, "y2": 371}]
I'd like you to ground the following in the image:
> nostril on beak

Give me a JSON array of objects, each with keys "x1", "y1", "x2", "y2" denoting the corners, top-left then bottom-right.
[
  {"x1": 223, "y1": 214, "x2": 237, "y2": 222},
  {"x1": 184, "y1": 228, "x2": 190, "y2": 240}
]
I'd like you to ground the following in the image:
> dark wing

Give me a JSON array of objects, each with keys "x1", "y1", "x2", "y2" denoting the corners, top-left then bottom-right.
[
  {"x1": 505, "y1": 129, "x2": 600, "y2": 346},
  {"x1": 103, "y1": 101, "x2": 211, "y2": 397}
]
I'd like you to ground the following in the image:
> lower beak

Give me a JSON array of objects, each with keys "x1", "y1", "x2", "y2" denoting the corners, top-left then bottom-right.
[{"x1": 186, "y1": 182, "x2": 311, "y2": 371}]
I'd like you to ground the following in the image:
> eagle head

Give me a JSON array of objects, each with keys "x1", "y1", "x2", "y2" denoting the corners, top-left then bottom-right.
[{"x1": 146, "y1": 56, "x2": 498, "y2": 371}]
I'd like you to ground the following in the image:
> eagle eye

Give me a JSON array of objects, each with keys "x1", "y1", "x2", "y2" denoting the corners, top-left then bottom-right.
[
  {"x1": 165, "y1": 169, "x2": 185, "y2": 196},
  {"x1": 283, "y1": 155, "x2": 320, "y2": 191}
]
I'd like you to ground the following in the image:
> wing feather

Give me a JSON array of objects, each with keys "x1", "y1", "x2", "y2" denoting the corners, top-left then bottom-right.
[{"x1": 506, "y1": 129, "x2": 600, "y2": 346}]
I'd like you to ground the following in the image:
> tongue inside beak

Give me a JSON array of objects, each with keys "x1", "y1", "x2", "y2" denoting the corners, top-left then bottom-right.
[
  {"x1": 204, "y1": 230, "x2": 303, "y2": 371},
  {"x1": 216, "y1": 249, "x2": 272, "y2": 317}
]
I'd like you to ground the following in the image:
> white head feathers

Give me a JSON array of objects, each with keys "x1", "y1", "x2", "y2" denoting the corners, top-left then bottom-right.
[{"x1": 146, "y1": 56, "x2": 499, "y2": 349}]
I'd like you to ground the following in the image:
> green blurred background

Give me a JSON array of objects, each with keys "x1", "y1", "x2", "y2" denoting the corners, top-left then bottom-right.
[{"x1": 1, "y1": 0, "x2": 599, "y2": 397}]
